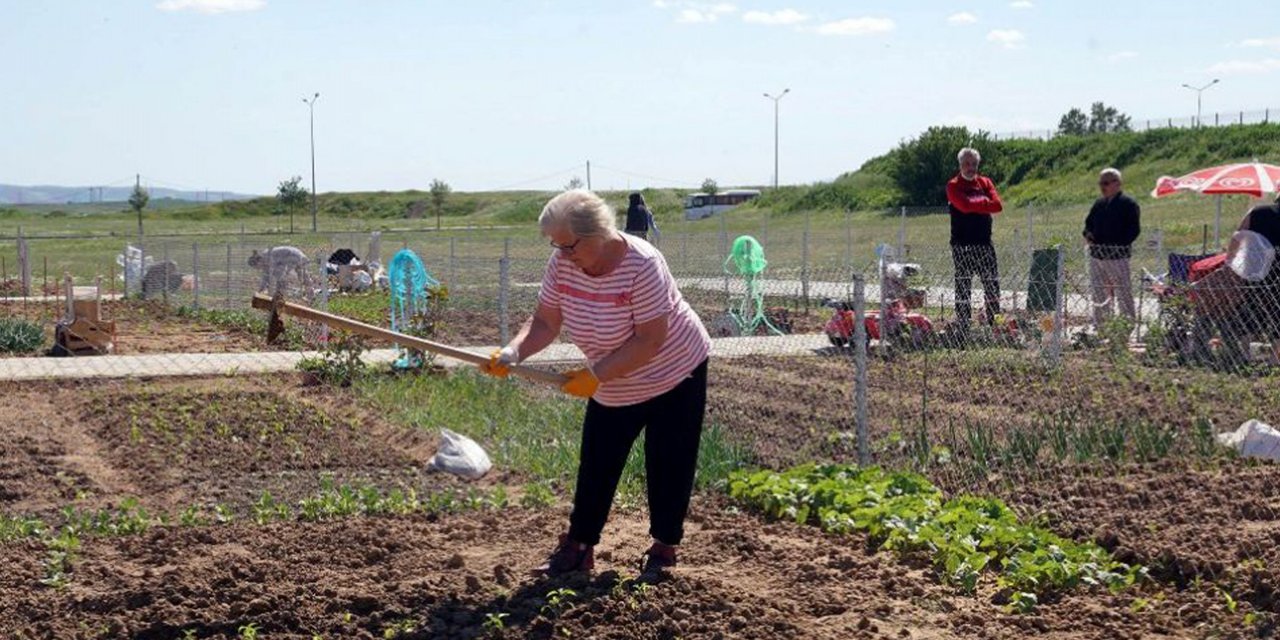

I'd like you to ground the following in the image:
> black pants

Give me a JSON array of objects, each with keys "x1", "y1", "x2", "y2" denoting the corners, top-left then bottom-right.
[
  {"x1": 952, "y1": 244, "x2": 1001, "y2": 326},
  {"x1": 568, "y1": 358, "x2": 708, "y2": 547}
]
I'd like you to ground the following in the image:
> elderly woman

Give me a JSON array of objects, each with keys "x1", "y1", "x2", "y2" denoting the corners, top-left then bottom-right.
[{"x1": 479, "y1": 189, "x2": 711, "y2": 576}]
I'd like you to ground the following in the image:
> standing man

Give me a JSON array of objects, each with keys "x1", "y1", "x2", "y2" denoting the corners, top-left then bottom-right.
[
  {"x1": 1083, "y1": 167, "x2": 1141, "y2": 328},
  {"x1": 946, "y1": 147, "x2": 1003, "y2": 331}
]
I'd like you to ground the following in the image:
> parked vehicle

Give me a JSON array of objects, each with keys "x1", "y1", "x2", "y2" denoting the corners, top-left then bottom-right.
[{"x1": 683, "y1": 189, "x2": 761, "y2": 220}]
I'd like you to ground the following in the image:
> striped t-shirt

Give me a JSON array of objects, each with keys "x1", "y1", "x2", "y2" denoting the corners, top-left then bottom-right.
[{"x1": 538, "y1": 234, "x2": 711, "y2": 407}]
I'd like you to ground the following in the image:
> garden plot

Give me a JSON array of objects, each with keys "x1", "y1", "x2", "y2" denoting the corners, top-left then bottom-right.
[
  {"x1": 706, "y1": 353, "x2": 1280, "y2": 617},
  {"x1": 0, "y1": 494, "x2": 1251, "y2": 639},
  {"x1": 0, "y1": 360, "x2": 1274, "y2": 637}
]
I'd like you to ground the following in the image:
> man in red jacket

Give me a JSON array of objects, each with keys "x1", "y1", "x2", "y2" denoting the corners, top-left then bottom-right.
[{"x1": 946, "y1": 147, "x2": 1003, "y2": 330}]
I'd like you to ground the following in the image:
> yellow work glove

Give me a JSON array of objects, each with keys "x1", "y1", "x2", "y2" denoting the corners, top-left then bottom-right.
[
  {"x1": 561, "y1": 367, "x2": 600, "y2": 399},
  {"x1": 478, "y1": 346, "x2": 518, "y2": 378}
]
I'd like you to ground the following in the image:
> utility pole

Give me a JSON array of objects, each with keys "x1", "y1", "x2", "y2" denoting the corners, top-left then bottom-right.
[
  {"x1": 303, "y1": 92, "x2": 320, "y2": 231},
  {"x1": 763, "y1": 89, "x2": 790, "y2": 189},
  {"x1": 586, "y1": 161, "x2": 592, "y2": 191}
]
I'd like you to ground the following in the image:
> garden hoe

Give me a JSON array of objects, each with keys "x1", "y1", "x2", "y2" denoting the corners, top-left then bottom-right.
[{"x1": 251, "y1": 293, "x2": 567, "y2": 386}]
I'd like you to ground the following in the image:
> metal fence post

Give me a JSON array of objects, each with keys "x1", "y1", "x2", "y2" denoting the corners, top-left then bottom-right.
[
  {"x1": 1026, "y1": 204, "x2": 1034, "y2": 256},
  {"x1": 162, "y1": 243, "x2": 170, "y2": 306},
  {"x1": 139, "y1": 243, "x2": 146, "y2": 299},
  {"x1": 1049, "y1": 246, "x2": 1065, "y2": 365},
  {"x1": 192, "y1": 243, "x2": 200, "y2": 310},
  {"x1": 499, "y1": 238, "x2": 510, "y2": 345},
  {"x1": 448, "y1": 237, "x2": 457, "y2": 288},
  {"x1": 878, "y1": 252, "x2": 890, "y2": 356},
  {"x1": 897, "y1": 206, "x2": 906, "y2": 257},
  {"x1": 802, "y1": 210, "x2": 811, "y2": 312},
  {"x1": 720, "y1": 211, "x2": 729, "y2": 304},
  {"x1": 844, "y1": 208, "x2": 853, "y2": 272},
  {"x1": 17, "y1": 227, "x2": 30, "y2": 297},
  {"x1": 853, "y1": 274, "x2": 869, "y2": 466},
  {"x1": 225, "y1": 243, "x2": 232, "y2": 309}
]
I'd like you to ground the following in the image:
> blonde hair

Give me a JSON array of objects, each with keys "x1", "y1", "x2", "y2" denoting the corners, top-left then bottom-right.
[
  {"x1": 1099, "y1": 167, "x2": 1122, "y2": 182},
  {"x1": 538, "y1": 189, "x2": 616, "y2": 237}
]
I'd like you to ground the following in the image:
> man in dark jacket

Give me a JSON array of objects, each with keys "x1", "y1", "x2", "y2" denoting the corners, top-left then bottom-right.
[
  {"x1": 1082, "y1": 167, "x2": 1141, "y2": 327},
  {"x1": 946, "y1": 147, "x2": 1002, "y2": 328}
]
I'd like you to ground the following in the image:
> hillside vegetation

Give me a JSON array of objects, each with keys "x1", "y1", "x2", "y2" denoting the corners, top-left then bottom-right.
[
  {"x1": 750, "y1": 122, "x2": 1280, "y2": 215},
  {"x1": 4, "y1": 122, "x2": 1277, "y2": 235}
]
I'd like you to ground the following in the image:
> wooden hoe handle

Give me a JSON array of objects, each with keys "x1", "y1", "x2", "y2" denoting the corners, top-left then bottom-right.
[{"x1": 251, "y1": 294, "x2": 568, "y2": 386}]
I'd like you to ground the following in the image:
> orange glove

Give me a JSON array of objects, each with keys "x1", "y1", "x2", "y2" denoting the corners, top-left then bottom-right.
[
  {"x1": 478, "y1": 346, "x2": 517, "y2": 378},
  {"x1": 561, "y1": 367, "x2": 600, "y2": 399}
]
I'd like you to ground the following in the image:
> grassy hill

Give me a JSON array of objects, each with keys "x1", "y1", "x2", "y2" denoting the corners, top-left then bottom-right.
[{"x1": 749, "y1": 122, "x2": 1280, "y2": 216}]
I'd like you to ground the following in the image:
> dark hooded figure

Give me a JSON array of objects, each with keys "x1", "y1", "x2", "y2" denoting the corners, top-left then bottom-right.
[{"x1": 624, "y1": 192, "x2": 659, "y2": 243}]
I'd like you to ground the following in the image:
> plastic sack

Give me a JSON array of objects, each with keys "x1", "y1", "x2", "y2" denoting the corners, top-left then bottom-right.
[
  {"x1": 1228, "y1": 230, "x2": 1276, "y2": 282},
  {"x1": 1216, "y1": 419, "x2": 1280, "y2": 462},
  {"x1": 428, "y1": 428, "x2": 492, "y2": 479}
]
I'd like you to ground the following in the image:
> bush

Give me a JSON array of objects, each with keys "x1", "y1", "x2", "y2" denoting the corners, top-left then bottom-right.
[{"x1": 0, "y1": 318, "x2": 44, "y2": 353}]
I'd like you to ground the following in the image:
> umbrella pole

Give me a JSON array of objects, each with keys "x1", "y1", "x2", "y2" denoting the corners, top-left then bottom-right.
[{"x1": 1215, "y1": 195, "x2": 1222, "y2": 250}]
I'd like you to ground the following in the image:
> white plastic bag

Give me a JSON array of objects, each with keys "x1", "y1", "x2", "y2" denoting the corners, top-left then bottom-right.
[
  {"x1": 429, "y1": 428, "x2": 493, "y2": 479},
  {"x1": 1229, "y1": 230, "x2": 1275, "y2": 282},
  {"x1": 1217, "y1": 419, "x2": 1280, "y2": 462}
]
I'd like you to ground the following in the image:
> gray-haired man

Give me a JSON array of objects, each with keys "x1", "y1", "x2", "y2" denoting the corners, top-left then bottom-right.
[{"x1": 1083, "y1": 168, "x2": 1141, "y2": 327}]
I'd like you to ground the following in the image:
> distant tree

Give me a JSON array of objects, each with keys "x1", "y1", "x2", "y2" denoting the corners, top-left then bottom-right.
[
  {"x1": 701, "y1": 178, "x2": 718, "y2": 196},
  {"x1": 886, "y1": 126, "x2": 995, "y2": 206},
  {"x1": 129, "y1": 182, "x2": 150, "y2": 237},
  {"x1": 1057, "y1": 108, "x2": 1089, "y2": 136},
  {"x1": 564, "y1": 176, "x2": 584, "y2": 190},
  {"x1": 1087, "y1": 102, "x2": 1133, "y2": 134},
  {"x1": 429, "y1": 179, "x2": 451, "y2": 230},
  {"x1": 276, "y1": 176, "x2": 307, "y2": 234}
]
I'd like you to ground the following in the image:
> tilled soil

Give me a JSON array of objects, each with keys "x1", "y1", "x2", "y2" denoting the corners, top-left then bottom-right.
[
  {"x1": 0, "y1": 498, "x2": 1253, "y2": 640},
  {"x1": 705, "y1": 353, "x2": 1280, "y2": 617},
  {"x1": 0, "y1": 376, "x2": 474, "y2": 517},
  {"x1": 0, "y1": 361, "x2": 1276, "y2": 637}
]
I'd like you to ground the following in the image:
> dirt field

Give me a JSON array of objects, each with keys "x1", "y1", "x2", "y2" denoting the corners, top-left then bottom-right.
[{"x1": 0, "y1": 371, "x2": 1274, "y2": 638}]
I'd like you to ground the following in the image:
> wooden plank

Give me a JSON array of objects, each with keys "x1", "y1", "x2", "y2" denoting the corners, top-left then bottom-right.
[{"x1": 252, "y1": 294, "x2": 567, "y2": 386}]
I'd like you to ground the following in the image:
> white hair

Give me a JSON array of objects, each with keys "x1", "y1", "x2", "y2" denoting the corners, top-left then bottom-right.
[
  {"x1": 1099, "y1": 167, "x2": 1122, "y2": 182},
  {"x1": 538, "y1": 189, "x2": 616, "y2": 238},
  {"x1": 957, "y1": 147, "x2": 981, "y2": 163}
]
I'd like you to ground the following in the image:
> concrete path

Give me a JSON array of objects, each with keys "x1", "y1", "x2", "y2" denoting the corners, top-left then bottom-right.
[{"x1": 0, "y1": 334, "x2": 833, "y2": 382}]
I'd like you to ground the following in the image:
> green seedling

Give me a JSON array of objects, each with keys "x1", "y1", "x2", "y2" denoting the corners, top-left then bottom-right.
[
  {"x1": 237, "y1": 623, "x2": 261, "y2": 640},
  {"x1": 542, "y1": 587, "x2": 577, "y2": 616},
  {"x1": 482, "y1": 612, "x2": 509, "y2": 633}
]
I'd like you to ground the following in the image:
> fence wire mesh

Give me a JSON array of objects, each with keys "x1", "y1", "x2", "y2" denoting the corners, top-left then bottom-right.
[{"x1": 0, "y1": 215, "x2": 1276, "y2": 616}]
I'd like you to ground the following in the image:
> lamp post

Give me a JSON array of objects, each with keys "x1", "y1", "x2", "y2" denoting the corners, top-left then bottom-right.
[
  {"x1": 1181, "y1": 79, "x2": 1219, "y2": 128},
  {"x1": 302, "y1": 92, "x2": 320, "y2": 232},
  {"x1": 763, "y1": 89, "x2": 790, "y2": 189}
]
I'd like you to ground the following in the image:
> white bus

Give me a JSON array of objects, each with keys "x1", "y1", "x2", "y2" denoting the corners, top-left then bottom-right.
[{"x1": 683, "y1": 189, "x2": 761, "y2": 220}]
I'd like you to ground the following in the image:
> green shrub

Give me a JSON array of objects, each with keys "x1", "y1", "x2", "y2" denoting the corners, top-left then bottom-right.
[{"x1": 0, "y1": 318, "x2": 44, "y2": 353}]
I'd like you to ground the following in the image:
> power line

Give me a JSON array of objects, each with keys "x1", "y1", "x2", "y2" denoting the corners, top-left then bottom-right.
[
  {"x1": 589, "y1": 163, "x2": 700, "y2": 189},
  {"x1": 491, "y1": 163, "x2": 586, "y2": 191}
]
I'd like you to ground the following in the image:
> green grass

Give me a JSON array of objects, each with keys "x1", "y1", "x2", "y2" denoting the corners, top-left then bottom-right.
[{"x1": 354, "y1": 368, "x2": 750, "y2": 498}]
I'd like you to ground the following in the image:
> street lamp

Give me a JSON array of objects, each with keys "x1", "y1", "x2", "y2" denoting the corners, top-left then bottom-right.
[
  {"x1": 302, "y1": 92, "x2": 320, "y2": 232},
  {"x1": 763, "y1": 88, "x2": 790, "y2": 189},
  {"x1": 1181, "y1": 79, "x2": 1219, "y2": 128}
]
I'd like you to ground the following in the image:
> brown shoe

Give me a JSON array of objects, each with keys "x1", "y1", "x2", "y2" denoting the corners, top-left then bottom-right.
[
  {"x1": 532, "y1": 534, "x2": 594, "y2": 577},
  {"x1": 639, "y1": 541, "x2": 677, "y2": 576}
]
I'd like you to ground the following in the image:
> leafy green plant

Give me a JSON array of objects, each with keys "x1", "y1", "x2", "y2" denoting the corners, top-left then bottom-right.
[
  {"x1": 297, "y1": 331, "x2": 368, "y2": 387},
  {"x1": 0, "y1": 317, "x2": 44, "y2": 353},
  {"x1": 482, "y1": 612, "x2": 509, "y2": 634},
  {"x1": 729, "y1": 464, "x2": 1145, "y2": 606},
  {"x1": 520, "y1": 482, "x2": 557, "y2": 509},
  {"x1": 237, "y1": 623, "x2": 261, "y2": 640},
  {"x1": 541, "y1": 587, "x2": 578, "y2": 617}
]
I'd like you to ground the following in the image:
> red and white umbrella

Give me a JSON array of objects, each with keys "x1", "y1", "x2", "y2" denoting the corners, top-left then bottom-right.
[{"x1": 1152, "y1": 161, "x2": 1280, "y2": 198}]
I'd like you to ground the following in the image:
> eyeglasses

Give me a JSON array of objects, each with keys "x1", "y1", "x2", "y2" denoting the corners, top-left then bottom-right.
[{"x1": 550, "y1": 237, "x2": 582, "y2": 254}]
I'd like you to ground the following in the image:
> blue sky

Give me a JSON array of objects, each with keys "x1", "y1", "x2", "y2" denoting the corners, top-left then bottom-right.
[{"x1": 4, "y1": 1, "x2": 1279, "y2": 195}]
